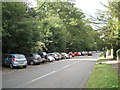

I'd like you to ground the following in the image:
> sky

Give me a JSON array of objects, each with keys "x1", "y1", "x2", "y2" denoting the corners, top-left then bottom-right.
[
  {"x1": 75, "y1": 0, "x2": 108, "y2": 17},
  {"x1": 28, "y1": 0, "x2": 109, "y2": 17},
  {"x1": 28, "y1": 0, "x2": 109, "y2": 29}
]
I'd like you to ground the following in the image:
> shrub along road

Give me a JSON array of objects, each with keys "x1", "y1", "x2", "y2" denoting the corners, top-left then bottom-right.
[{"x1": 2, "y1": 53, "x2": 101, "y2": 88}]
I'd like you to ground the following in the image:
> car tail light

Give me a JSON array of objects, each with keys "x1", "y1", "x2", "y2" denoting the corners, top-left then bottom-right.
[
  {"x1": 25, "y1": 59, "x2": 27, "y2": 61},
  {"x1": 57, "y1": 55, "x2": 59, "y2": 57},
  {"x1": 13, "y1": 58, "x2": 17, "y2": 62},
  {"x1": 43, "y1": 56, "x2": 45, "y2": 58},
  {"x1": 34, "y1": 57, "x2": 37, "y2": 59},
  {"x1": 61, "y1": 55, "x2": 63, "y2": 56}
]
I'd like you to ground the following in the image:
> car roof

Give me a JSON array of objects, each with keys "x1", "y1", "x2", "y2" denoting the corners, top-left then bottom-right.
[{"x1": 6, "y1": 54, "x2": 24, "y2": 56}]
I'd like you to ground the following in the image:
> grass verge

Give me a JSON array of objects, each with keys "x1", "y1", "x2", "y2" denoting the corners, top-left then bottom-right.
[{"x1": 86, "y1": 63, "x2": 118, "y2": 88}]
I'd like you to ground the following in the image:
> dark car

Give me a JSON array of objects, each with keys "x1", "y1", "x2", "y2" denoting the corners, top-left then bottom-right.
[
  {"x1": 38, "y1": 52, "x2": 48, "y2": 62},
  {"x1": 25, "y1": 53, "x2": 42, "y2": 65},
  {"x1": 2, "y1": 54, "x2": 27, "y2": 69}
]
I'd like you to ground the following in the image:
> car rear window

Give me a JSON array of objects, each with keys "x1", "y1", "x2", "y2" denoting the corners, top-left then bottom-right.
[
  {"x1": 15, "y1": 55, "x2": 25, "y2": 59},
  {"x1": 35, "y1": 55, "x2": 41, "y2": 58},
  {"x1": 43, "y1": 52, "x2": 47, "y2": 55}
]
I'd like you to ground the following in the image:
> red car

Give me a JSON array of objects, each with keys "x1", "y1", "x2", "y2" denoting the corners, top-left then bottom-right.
[
  {"x1": 88, "y1": 52, "x2": 93, "y2": 56},
  {"x1": 77, "y1": 52, "x2": 81, "y2": 56},
  {"x1": 74, "y1": 52, "x2": 78, "y2": 56},
  {"x1": 74, "y1": 52, "x2": 80, "y2": 56},
  {"x1": 69, "y1": 52, "x2": 74, "y2": 57}
]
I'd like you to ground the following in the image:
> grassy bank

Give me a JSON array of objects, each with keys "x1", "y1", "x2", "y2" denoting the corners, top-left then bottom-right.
[{"x1": 86, "y1": 63, "x2": 118, "y2": 88}]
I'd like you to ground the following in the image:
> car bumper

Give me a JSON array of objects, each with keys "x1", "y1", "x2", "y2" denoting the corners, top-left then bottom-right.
[
  {"x1": 42, "y1": 58, "x2": 47, "y2": 62},
  {"x1": 33, "y1": 60, "x2": 42, "y2": 63},
  {"x1": 12, "y1": 62, "x2": 27, "y2": 67}
]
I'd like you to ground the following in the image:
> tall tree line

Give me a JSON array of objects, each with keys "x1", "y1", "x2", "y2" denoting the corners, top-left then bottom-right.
[{"x1": 2, "y1": 1, "x2": 101, "y2": 55}]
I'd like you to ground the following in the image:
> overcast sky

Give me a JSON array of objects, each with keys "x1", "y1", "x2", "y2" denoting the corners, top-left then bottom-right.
[
  {"x1": 75, "y1": 0, "x2": 109, "y2": 18},
  {"x1": 28, "y1": 0, "x2": 108, "y2": 17},
  {"x1": 28, "y1": 0, "x2": 109, "y2": 29}
]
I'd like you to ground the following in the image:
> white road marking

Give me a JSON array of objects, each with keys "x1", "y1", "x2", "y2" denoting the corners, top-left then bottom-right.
[
  {"x1": 16, "y1": 61, "x2": 79, "y2": 88},
  {"x1": 16, "y1": 70, "x2": 56, "y2": 88},
  {"x1": 57, "y1": 61, "x2": 79, "y2": 71},
  {"x1": 30, "y1": 71, "x2": 56, "y2": 82}
]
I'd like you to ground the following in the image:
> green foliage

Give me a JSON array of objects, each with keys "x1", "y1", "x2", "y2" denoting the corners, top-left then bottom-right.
[
  {"x1": 2, "y1": 2, "x2": 40, "y2": 54},
  {"x1": 2, "y1": 1, "x2": 101, "y2": 54},
  {"x1": 89, "y1": 0, "x2": 120, "y2": 58}
]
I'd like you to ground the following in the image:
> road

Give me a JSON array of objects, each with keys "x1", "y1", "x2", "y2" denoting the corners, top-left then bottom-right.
[{"x1": 2, "y1": 53, "x2": 100, "y2": 88}]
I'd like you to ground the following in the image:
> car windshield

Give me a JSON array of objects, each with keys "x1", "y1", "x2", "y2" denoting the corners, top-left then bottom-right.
[{"x1": 15, "y1": 55, "x2": 25, "y2": 59}]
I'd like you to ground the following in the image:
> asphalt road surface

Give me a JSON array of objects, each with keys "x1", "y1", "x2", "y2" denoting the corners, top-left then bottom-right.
[{"x1": 2, "y1": 53, "x2": 101, "y2": 88}]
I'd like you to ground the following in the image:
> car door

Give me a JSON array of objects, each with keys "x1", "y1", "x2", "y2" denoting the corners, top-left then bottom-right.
[
  {"x1": 8, "y1": 55, "x2": 13, "y2": 65},
  {"x1": 26, "y1": 54, "x2": 33, "y2": 62},
  {"x1": 4, "y1": 55, "x2": 9, "y2": 66}
]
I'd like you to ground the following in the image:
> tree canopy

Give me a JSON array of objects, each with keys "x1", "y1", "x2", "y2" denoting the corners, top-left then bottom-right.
[{"x1": 2, "y1": 1, "x2": 103, "y2": 55}]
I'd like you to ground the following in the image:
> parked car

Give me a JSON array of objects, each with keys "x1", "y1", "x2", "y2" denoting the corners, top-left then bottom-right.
[
  {"x1": 38, "y1": 52, "x2": 48, "y2": 62},
  {"x1": 74, "y1": 52, "x2": 81, "y2": 56},
  {"x1": 25, "y1": 53, "x2": 42, "y2": 65},
  {"x1": 60, "y1": 53, "x2": 66, "y2": 59},
  {"x1": 78, "y1": 52, "x2": 81, "y2": 56},
  {"x1": 61, "y1": 53, "x2": 70, "y2": 59},
  {"x1": 81, "y1": 51, "x2": 87, "y2": 55},
  {"x1": 74, "y1": 52, "x2": 78, "y2": 56},
  {"x1": 88, "y1": 51, "x2": 93, "y2": 56},
  {"x1": 47, "y1": 54, "x2": 55, "y2": 62},
  {"x1": 2, "y1": 54, "x2": 27, "y2": 69},
  {"x1": 54, "y1": 52, "x2": 62, "y2": 60},
  {"x1": 48, "y1": 53, "x2": 60, "y2": 60},
  {"x1": 69, "y1": 52, "x2": 74, "y2": 57}
]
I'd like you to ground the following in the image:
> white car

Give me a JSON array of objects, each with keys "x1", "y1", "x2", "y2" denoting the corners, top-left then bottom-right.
[
  {"x1": 61, "y1": 53, "x2": 70, "y2": 59},
  {"x1": 47, "y1": 55, "x2": 55, "y2": 62},
  {"x1": 78, "y1": 52, "x2": 81, "y2": 55}
]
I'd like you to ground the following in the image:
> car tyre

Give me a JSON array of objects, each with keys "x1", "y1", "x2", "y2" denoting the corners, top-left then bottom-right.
[
  {"x1": 48, "y1": 59, "x2": 51, "y2": 62},
  {"x1": 23, "y1": 66, "x2": 27, "y2": 68},
  {"x1": 9, "y1": 63, "x2": 14, "y2": 69},
  {"x1": 30, "y1": 61, "x2": 34, "y2": 65}
]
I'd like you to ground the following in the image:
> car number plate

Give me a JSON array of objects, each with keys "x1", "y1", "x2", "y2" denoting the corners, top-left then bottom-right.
[
  {"x1": 19, "y1": 63, "x2": 24, "y2": 65},
  {"x1": 38, "y1": 58, "x2": 40, "y2": 60}
]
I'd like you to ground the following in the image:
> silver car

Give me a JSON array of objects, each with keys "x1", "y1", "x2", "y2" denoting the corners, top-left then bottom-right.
[
  {"x1": 61, "y1": 53, "x2": 70, "y2": 59},
  {"x1": 48, "y1": 53, "x2": 60, "y2": 60},
  {"x1": 47, "y1": 54, "x2": 55, "y2": 62},
  {"x1": 2, "y1": 54, "x2": 27, "y2": 69}
]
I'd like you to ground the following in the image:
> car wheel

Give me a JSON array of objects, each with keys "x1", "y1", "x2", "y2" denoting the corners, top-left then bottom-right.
[
  {"x1": 23, "y1": 66, "x2": 27, "y2": 68},
  {"x1": 30, "y1": 61, "x2": 34, "y2": 65},
  {"x1": 9, "y1": 63, "x2": 14, "y2": 69},
  {"x1": 48, "y1": 59, "x2": 51, "y2": 62}
]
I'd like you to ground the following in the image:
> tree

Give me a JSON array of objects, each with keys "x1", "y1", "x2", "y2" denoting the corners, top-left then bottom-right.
[
  {"x1": 89, "y1": 0, "x2": 120, "y2": 58},
  {"x1": 2, "y1": 2, "x2": 40, "y2": 54}
]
